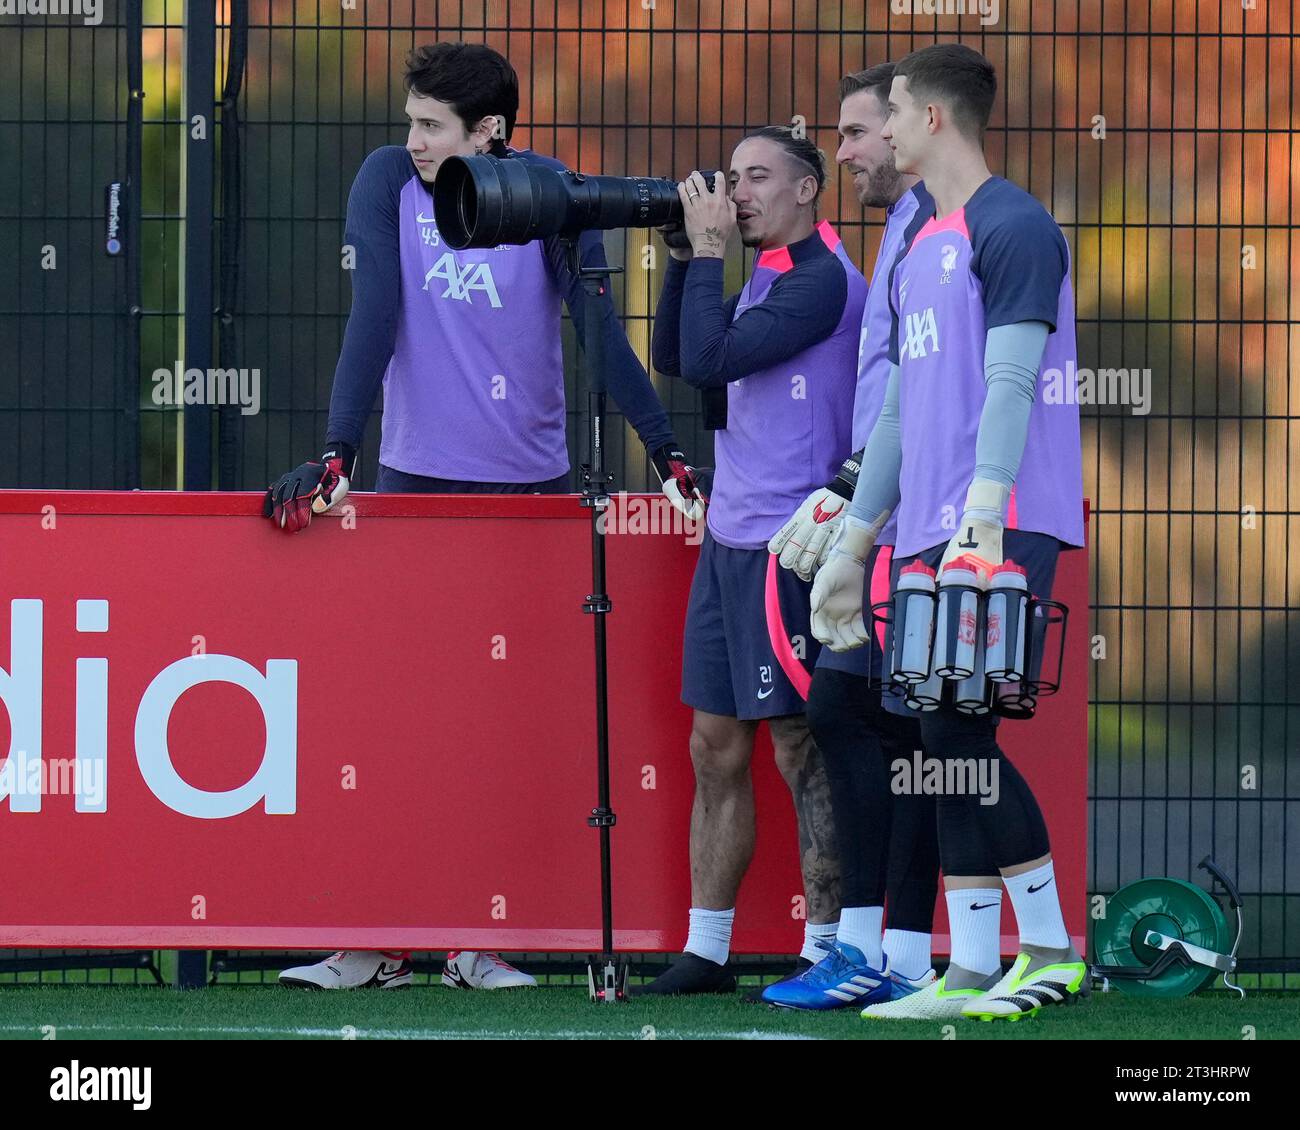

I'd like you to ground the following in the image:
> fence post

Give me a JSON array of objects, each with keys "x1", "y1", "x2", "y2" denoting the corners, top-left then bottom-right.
[
  {"x1": 124, "y1": 0, "x2": 143, "y2": 489},
  {"x1": 216, "y1": 0, "x2": 248, "y2": 490},
  {"x1": 182, "y1": 0, "x2": 215, "y2": 491},
  {"x1": 175, "y1": 0, "x2": 217, "y2": 986},
  {"x1": 175, "y1": 951, "x2": 208, "y2": 991}
]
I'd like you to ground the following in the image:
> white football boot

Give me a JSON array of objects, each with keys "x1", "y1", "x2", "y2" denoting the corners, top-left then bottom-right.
[
  {"x1": 441, "y1": 951, "x2": 537, "y2": 990},
  {"x1": 961, "y1": 949, "x2": 1090, "y2": 1021},
  {"x1": 278, "y1": 950, "x2": 412, "y2": 990},
  {"x1": 861, "y1": 968, "x2": 1000, "y2": 1020}
]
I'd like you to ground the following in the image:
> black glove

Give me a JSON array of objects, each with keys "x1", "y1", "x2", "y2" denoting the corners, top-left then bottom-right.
[
  {"x1": 829, "y1": 448, "x2": 863, "y2": 499},
  {"x1": 263, "y1": 443, "x2": 356, "y2": 533}
]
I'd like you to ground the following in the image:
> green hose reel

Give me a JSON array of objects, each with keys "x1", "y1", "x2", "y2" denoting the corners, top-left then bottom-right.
[{"x1": 1091, "y1": 856, "x2": 1244, "y2": 998}]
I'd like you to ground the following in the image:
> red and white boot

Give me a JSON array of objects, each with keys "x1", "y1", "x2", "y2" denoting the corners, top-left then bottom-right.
[{"x1": 440, "y1": 951, "x2": 536, "y2": 990}]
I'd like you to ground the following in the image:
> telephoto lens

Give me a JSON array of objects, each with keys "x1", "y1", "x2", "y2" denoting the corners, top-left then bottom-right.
[{"x1": 434, "y1": 154, "x2": 686, "y2": 249}]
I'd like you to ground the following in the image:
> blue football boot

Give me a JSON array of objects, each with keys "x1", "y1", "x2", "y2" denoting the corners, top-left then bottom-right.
[{"x1": 759, "y1": 940, "x2": 892, "y2": 1011}]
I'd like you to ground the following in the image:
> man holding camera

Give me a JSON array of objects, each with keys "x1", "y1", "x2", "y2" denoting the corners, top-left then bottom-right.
[
  {"x1": 270, "y1": 42, "x2": 705, "y2": 992},
  {"x1": 636, "y1": 127, "x2": 867, "y2": 996}
]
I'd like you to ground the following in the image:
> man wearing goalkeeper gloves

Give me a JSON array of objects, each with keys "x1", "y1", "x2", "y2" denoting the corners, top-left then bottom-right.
[
  {"x1": 635, "y1": 127, "x2": 866, "y2": 996},
  {"x1": 760, "y1": 62, "x2": 948, "y2": 1011},
  {"x1": 270, "y1": 42, "x2": 704, "y2": 993},
  {"x1": 811, "y1": 44, "x2": 1088, "y2": 1022}
]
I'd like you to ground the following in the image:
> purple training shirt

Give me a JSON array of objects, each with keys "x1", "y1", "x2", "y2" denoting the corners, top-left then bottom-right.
[
  {"x1": 887, "y1": 176, "x2": 1085, "y2": 556},
  {"x1": 708, "y1": 221, "x2": 868, "y2": 549},
  {"x1": 852, "y1": 184, "x2": 928, "y2": 546}
]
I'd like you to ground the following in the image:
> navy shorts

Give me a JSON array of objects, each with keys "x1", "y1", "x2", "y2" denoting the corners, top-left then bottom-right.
[
  {"x1": 882, "y1": 530, "x2": 1062, "y2": 720},
  {"x1": 682, "y1": 531, "x2": 820, "y2": 721},
  {"x1": 815, "y1": 542, "x2": 895, "y2": 683}
]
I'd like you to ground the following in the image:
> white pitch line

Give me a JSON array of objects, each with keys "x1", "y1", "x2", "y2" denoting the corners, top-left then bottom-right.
[{"x1": 0, "y1": 1023, "x2": 819, "y2": 1041}]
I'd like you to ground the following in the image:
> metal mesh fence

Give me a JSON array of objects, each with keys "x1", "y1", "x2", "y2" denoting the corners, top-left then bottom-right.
[
  {"x1": 0, "y1": 2, "x2": 140, "y2": 487},
  {"x1": 1, "y1": 1, "x2": 1297, "y2": 983},
  {"x1": 0, "y1": 949, "x2": 163, "y2": 985}
]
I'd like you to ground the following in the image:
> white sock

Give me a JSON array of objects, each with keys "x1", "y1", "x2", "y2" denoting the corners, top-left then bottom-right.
[
  {"x1": 1003, "y1": 861, "x2": 1070, "y2": 950},
  {"x1": 684, "y1": 907, "x2": 734, "y2": 965},
  {"x1": 801, "y1": 919, "x2": 838, "y2": 964},
  {"x1": 945, "y1": 887, "x2": 1002, "y2": 976},
  {"x1": 882, "y1": 928, "x2": 932, "y2": 981},
  {"x1": 834, "y1": 906, "x2": 884, "y2": 968}
]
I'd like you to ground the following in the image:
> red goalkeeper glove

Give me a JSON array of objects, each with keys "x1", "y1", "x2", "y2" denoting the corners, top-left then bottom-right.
[
  {"x1": 263, "y1": 443, "x2": 356, "y2": 533},
  {"x1": 651, "y1": 444, "x2": 708, "y2": 522}
]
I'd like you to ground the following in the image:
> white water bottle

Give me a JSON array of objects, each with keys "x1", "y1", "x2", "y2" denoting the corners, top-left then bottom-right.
[
  {"x1": 906, "y1": 663, "x2": 947, "y2": 712},
  {"x1": 934, "y1": 555, "x2": 985, "y2": 681},
  {"x1": 952, "y1": 626, "x2": 992, "y2": 715},
  {"x1": 985, "y1": 561, "x2": 1030, "y2": 683},
  {"x1": 993, "y1": 678, "x2": 1037, "y2": 719},
  {"x1": 890, "y1": 560, "x2": 938, "y2": 686}
]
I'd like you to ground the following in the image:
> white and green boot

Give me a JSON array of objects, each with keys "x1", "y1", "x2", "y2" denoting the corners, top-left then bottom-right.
[
  {"x1": 962, "y1": 948, "x2": 1089, "y2": 1021},
  {"x1": 861, "y1": 968, "x2": 1000, "y2": 1021}
]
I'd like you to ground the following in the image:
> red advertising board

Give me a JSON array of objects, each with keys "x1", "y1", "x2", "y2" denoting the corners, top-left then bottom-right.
[{"x1": 0, "y1": 491, "x2": 1087, "y2": 953}]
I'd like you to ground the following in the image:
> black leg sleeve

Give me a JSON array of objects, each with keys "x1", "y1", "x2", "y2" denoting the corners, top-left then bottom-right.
[
  {"x1": 884, "y1": 786, "x2": 941, "y2": 932},
  {"x1": 919, "y1": 709, "x2": 1050, "y2": 872}
]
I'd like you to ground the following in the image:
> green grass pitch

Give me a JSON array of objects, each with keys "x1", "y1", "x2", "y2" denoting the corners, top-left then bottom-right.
[{"x1": 0, "y1": 986, "x2": 1294, "y2": 1040}]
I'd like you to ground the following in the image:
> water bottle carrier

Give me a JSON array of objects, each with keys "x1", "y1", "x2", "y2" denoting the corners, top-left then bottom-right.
[{"x1": 870, "y1": 557, "x2": 1070, "y2": 718}]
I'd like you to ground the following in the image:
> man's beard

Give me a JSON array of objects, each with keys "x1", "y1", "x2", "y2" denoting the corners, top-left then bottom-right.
[{"x1": 856, "y1": 160, "x2": 904, "y2": 209}]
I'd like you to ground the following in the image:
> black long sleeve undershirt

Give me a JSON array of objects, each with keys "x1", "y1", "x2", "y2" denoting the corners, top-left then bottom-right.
[{"x1": 652, "y1": 238, "x2": 848, "y2": 390}]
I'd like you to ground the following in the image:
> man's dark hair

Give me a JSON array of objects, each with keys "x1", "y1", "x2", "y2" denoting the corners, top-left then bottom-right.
[
  {"x1": 839, "y1": 62, "x2": 897, "y2": 110},
  {"x1": 893, "y1": 43, "x2": 996, "y2": 139},
  {"x1": 741, "y1": 125, "x2": 828, "y2": 198},
  {"x1": 404, "y1": 42, "x2": 520, "y2": 143}
]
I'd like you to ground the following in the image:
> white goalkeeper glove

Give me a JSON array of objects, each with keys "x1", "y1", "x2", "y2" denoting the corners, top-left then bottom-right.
[
  {"x1": 767, "y1": 450, "x2": 861, "y2": 581},
  {"x1": 940, "y1": 478, "x2": 1009, "y2": 576},
  {"x1": 810, "y1": 515, "x2": 881, "y2": 653}
]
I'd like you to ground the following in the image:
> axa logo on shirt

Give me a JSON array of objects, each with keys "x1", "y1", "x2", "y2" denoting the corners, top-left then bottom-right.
[
  {"x1": 901, "y1": 306, "x2": 941, "y2": 360},
  {"x1": 423, "y1": 251, "x2": 503, "y2": 308}
]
